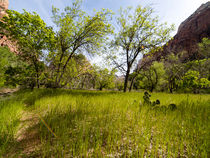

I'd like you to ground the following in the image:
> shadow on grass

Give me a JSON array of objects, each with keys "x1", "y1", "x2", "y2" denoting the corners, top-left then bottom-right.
[
  {"x1": 4, "y1": 124, "x2": 42, "y2": 158},
  {"x1": 17, "y1": 88, "x2": 121, "y2": 106},
  {"x1": 6, "y1": 108, "x2": 91, "y2": 157},
  {"x1": 36, "y1": 108, "x2": 110, "y2": 157}
]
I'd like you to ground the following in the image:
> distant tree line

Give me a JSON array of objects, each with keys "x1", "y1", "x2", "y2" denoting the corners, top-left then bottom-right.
[{"x1": 131, "y1": 38, "x2": 210, "y2": 93}]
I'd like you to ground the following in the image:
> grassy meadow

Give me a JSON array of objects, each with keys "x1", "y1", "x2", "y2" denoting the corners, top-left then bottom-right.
[{"x1": 0, "y1": 89, "x2": 209, "y2": 157}]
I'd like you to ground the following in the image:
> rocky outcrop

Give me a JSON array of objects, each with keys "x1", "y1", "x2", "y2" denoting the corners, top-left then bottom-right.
[
  {"x1": 139, "y1": 2, "x2": 210, "y2": 68},
  {"x1": 0, "y1": 35, "x2": 18, "y2": 53},
  {"x1": 0, "y1": 0, "x2": 18, "y2": 53},
  {"x1": 0, "y1": 0, "x2": 8, "y2": 18}
]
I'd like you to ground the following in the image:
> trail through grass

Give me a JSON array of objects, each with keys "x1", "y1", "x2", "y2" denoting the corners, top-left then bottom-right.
[{"x1": 0, "y1": 89, "x2": 209, "y2": 157}]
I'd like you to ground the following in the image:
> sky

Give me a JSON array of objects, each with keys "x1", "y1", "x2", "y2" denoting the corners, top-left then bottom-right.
[
  {"x1": 8, "y1": 0, "x2": 209, "y2": 69},
  {"x1": 9, "y1": 0, "x2": 209, "y2": 34}
]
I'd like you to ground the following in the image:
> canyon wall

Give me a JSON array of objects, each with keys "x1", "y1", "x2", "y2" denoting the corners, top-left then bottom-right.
[
  {"x1": 0, "y1": 0, "x2": 18, "y2": 53},
  {"x1": 139, "y1": 2, "x2": 210, "y2": 68}
]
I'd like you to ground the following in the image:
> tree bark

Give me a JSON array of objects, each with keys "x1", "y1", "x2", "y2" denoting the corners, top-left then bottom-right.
[
  {"x1": 129, "y1": 74, "x2": 137, "y2": 92},
  {"x1": 33, "y1": 58, "x2": 40, "y2": 89},
  {"x1": 36, "y1": 73, "x2": 40, "y2": 88},
  {"x1": 169, "y1": 87, "x2": 173, "y2": 93},
  {"x1": 150, "y1": 85, "x2": 154, "y2": 92},
  {"x1": 56, "y1": 52, "x2": 74, "y2": 87},
  {"x1": 123, "y1": 68, "x2": 130, "y2": 92}
]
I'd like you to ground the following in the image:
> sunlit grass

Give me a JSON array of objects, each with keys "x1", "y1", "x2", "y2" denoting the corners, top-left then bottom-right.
[
  {"x1": 0, "y1": 89, "x2": 209, "y2": 157},
  {"x1": 0, "y1": 95, "x2": 24, "y2": 155}
]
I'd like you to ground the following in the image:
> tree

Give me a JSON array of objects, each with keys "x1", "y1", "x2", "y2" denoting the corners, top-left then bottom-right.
[
  {"x1": 198, "y1": 38, "x2": 210, "y2": 59},
  {"x1": 94, "y1": 67, "x2": 116, "y2": 90},
  {"x1": 182, "y1": 70, "x2": 210, "y2": 93},
  {"x1": 115, "y1": 77, "x2": 124, "y2": 91},
  {"x1": 132, "y1": 73, "x2": 145, "y2": 90},
  {"x1": 164, "y1": 53, "x2": 185, "y2": 93},
  {"x1": 0, "y1": 47, "x2": 17, "y2": 87},
  {"x1": 109, "y1": 5, "x2": 174, "y2": 92},
  {"x1": 50, "y1": 0, "x2": 113, "y2": 87},
  {"x1": 0, "y1": 47, "x2": 36, "y2": 89},
  {"x1": 179, "y1": 38, "x2": 210, "y2": 93},
  {"x1": 140, "y1": 62, "x2": 165, "y2": 92},
  {"x1": 4, "y1": 64, "x2": 36, "y2": 89},
  {"x1": 0, "y1": 10, "x2": 55, "y2": 88},
  {"x1": 198, "y1": 38, "x2": 210, "y2": 80},
  {"x1": 64, "y1": 54, "x2": 93, "y2": 89}
]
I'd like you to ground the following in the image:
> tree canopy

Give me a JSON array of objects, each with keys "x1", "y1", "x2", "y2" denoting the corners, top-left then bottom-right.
[
  {"x1": 49, "y1": 0, "x2": 113, "y2": 87},
  {"x1": 0, "y1": 10, "x2": 55, "y2": 88},
  {"x1": 108, "y1": 5, "x2": 174, "y2": 92}
]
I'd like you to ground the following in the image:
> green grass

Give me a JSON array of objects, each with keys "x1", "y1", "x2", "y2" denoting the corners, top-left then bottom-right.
[
  {"x1": 0, "y1": 94, "x2": 24, "y2": 155},
  {"x1": 0, "y1": 89, "x2": 209, "y2": 157}
]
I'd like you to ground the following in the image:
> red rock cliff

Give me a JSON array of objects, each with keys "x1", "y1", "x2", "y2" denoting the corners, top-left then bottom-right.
[
  {"x1": 0, "y1": 0, "x2": 8, "y2": 18},
  {"x1": 0, "y1": 0, "x2": 18, "y2": 53},
  {"x1": 139, "y1": 2, "x2": 210, "y2": 67}
]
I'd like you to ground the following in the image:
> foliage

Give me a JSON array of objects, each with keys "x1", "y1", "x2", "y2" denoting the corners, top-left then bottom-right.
[
  {"x1": 0, "y1": 47, "x2": 36, "y2": 89},
  {"x1": 0, "y1": 9, "x2": 55, "y2": 88},
  {"x1": 59, "y1": 54, "x2": 92, "y2": 89},
  {"x1": 4, "y1": 64, "x2": 37, "y2": 89},
  {"x1": 50, "y1": 0, "x2": 113, "y2": 87},
  {"x1": 115, "y1": 77, "x2": 124, "y2": 91},
  {"x1": 140, "y1": 62, "x2": 166, "y2": 92},
  {"x1": 182, "y1": 70, "x2": 210, "y2": 93},
  {"x1": 108, "y1": 5, "x2": 174, "y2": 92},
  {"x1": 94, "y1": 67, "x2": 116, "y2": 90},
  {"x1": 198, "y1": 37, "x2": 210, "y2": 59},
  {"x1": 0, "y1": 47, "x2": 17, "y2": 87},
  {"x1": 142, "y1": 91, "x2": 160, "y2": 106},
  {"x1": 142, "y1": 91, "x2": 177, "y2": 112},
  {"x1": 164, "y1": 53, "x2": 185, "y2": 93},
  {"x1": 133, "y1": 38, "x2": 210, "y2": 93}
]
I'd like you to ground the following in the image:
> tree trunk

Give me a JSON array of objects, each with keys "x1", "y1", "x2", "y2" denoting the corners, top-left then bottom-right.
[
  {"x1": 32, "y1": 56, "x2": 40, "y2": 89},
  {"x1": 169, "y1": 80, "x2": 173, "y2": 93},
  {"x1": 169, "y1": 87, "x2": 173, "y2": 93},
  {"x1": 57, "y1": 52, "x2": 74, "y2": 87},
  {"x1": 123, "y1": 69, "x2": 130, "y2": 92},
  {"x1": 34, "y1": 64, "x2": 40, "y2": 89},
  {"x1": 55, "y1": 46, "x2": 66, "y2": 85},
  {"x1": 150, "y1": 85, "x2": 154, "y2": 92},
  {"x1": 81, "y1": 80, "x2": 84, "y2": 89},
  {"x1": 30, "y1": 80, "x2": 35, "y2": 90},
  {"x1": 92, "y1": 79, "x2": 96, "y2": 89},
  {"x1": 129, "y1": 74, "x2": 137, "y2": 92},
  {"x1": 36, "y1": 73, "x2": 40, "y2": 88}
]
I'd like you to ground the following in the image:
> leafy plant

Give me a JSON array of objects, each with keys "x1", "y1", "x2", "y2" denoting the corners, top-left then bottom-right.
[
  {"x1": 108, "y1": 5, "x2": 174, "y2": 92},
  {"x1": 50, "y1": 0, "x2": 113, "y2": 87},
  {"x1": 142, "y1": 91, "x2": 177, "y2": 111},
  {"x1": 0, "y1": 9, "x2": 55, "y2": 88},
  {"x1": 142, "y1": 91, "x2": 160, "y2": 106}
]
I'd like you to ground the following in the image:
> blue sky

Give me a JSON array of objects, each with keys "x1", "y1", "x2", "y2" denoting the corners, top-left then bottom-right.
[
  {"x1": 9, "y1": 0, "x2": 209, "y2": 35},
  {"x1": 8, "y1": 0, "x2": 209, "y2": 69}
]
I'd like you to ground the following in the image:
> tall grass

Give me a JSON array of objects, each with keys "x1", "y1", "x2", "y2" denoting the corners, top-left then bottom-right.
[
  {"x1": 0, "y1": 89, "x2": 209, "y2": 157},
  {"x1": 0, "y1": 94, "x2": 24, "y2": 155}
]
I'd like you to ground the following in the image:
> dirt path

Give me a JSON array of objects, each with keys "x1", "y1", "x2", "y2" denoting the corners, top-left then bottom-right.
[
  {"x1": 6, "y1": 109, "x2": 42, "y2": 157},
  {"x1": 15, "y1": 110, "x2": 41, "y2": 155},
  {"x1": 0, "y1": 88, "x2": 18, "y2": 97}
]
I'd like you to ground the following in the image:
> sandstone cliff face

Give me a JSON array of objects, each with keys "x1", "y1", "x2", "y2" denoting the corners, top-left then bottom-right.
[
  {"x1": 139, "y1": 2, "x2": 210, "y2": 67},
  {"x1": 0, "y1": 0, "x2": 8, "y2": 18},
  {"x1": 0, "y1": 0, "x2": 18, "y2": 53}
]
